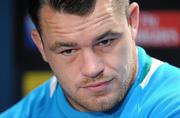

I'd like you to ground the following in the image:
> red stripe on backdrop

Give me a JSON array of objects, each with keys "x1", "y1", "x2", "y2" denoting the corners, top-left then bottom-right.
[{"x1": 136, "y1": 11, "x2": 180, "y2": 48}]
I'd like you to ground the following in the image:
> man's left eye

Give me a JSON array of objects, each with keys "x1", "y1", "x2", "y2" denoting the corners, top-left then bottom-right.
[{"x1": 98, "y1": 39, "x2": 114, "y2": 47}]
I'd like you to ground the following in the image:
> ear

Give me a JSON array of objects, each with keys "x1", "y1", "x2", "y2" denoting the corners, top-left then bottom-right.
[
  {"x1": 128, "y1": 2, "x2": 139, "y2": 40},
  {"x1": 31, "y1": 29, "x2": 48, "y2": 62}
]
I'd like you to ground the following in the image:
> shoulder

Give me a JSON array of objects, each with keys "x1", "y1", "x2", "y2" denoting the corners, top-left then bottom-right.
[
  {"x1": 0, "y1": 77, "x2": 56, "y2": 118},
  {"x1": 140, "y1": 61, "x2": 180, "y2": 117},
  {"x1": 157, "y1": 61, "x2": 180, "y2": 75},
  {"x1": 151, "y1": 62, "x2": 180, "y2": 89}
]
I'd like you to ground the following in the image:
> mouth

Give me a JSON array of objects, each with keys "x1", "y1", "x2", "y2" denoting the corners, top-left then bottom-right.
[{"x1": 82, "y1": 79, "x2": 113, "y2": 92}]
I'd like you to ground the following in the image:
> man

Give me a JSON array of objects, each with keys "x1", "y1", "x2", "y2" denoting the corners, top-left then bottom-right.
[{"x1": 1, "y1": 0, "x2": 180, "y2": 117}]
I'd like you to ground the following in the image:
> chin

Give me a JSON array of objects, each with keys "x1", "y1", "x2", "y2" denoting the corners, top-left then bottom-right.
[{"x1": 84, "y1": 92, "x2": 122, "y2": 112}]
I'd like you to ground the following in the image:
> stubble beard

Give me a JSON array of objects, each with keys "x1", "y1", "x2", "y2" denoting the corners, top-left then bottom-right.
[{"x1": 64, "y1": 68, "x2": 135, "y2": 112}]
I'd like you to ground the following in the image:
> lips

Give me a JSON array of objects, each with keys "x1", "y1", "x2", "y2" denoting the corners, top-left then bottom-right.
[{"x1": 82, "y1": 79, "x2": 113, "y2": 92}]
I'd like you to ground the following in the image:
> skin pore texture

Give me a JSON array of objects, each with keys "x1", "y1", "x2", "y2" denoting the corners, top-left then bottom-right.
[{"x1": 31, "y1": 0, "x2": 139, "y2": 112}]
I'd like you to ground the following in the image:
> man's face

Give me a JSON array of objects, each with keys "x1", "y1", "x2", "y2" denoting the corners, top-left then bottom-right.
[{"x1": 33, "y1": 0, "x2": 139, "y2": 112}]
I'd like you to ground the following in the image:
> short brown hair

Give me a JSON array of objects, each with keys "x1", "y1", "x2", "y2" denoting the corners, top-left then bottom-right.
[{"x1": 28, "y1": 0, "x2": 129, "y2": 32}]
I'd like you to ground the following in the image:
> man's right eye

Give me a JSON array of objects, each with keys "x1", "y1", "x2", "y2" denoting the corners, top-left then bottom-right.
[{"x1": 59, "y1": 49, "x2": 76, "y2": 56}]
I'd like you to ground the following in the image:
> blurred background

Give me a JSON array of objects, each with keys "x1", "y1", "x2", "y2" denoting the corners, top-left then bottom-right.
[{"x1": 0, "y1": 0, "x2": 179, "y2": 112}]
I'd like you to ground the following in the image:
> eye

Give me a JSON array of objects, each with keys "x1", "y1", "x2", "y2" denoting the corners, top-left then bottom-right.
[
  {"x1": 98, "y1": 39, "x2": 114, "y2": 47},
  {"x1": 60, "y1": 49, "x2": 76, "y2": 56}
]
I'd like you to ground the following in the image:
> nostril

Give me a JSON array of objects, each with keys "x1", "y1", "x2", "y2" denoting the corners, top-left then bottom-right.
[
  {"x1": 90, "y1": 69, "x2": 104, "y2": 79},
  {"x1": 81, "y1": 62, "x2": 104, "y2": 79}
]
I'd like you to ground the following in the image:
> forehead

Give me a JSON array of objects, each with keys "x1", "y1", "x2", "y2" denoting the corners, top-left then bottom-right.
[{"x1": 39, "y1": 0, "x2": 126, "y2": 43}]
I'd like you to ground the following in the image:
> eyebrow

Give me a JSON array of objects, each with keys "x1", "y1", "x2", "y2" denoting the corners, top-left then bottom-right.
[
  {"x1": 50, "y1": 41, "x2": 78, "y2": 52},
  {"x1": 94, "y1": 30, "x2": 122, "y2": 43}
]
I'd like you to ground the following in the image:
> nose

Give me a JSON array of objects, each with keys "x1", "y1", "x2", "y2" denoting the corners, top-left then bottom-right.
[{"x1": 81, "y1": 49, "x2": 104, "y2": 78}]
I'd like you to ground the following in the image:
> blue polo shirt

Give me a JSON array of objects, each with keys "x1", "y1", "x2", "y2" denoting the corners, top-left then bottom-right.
[{"x1": 1, "y1": 47, "x2": 180, "y2": 118}]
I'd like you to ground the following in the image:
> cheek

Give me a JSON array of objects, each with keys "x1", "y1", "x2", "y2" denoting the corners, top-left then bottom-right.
[
  {"x1": 53, "y1": 65, "x2": 81, "y2": 97},
  {"x1": 53, "y1": 65, "x2": 79, "y2": 87},
  {"x1": 105, "y1": 42, "x2": 130, "y2": 70},
  {"x1": 46, "y1": 54, "x2": 80, "y2": 87},
  {"x1": 104, "y1": 41, "x2": 134, "y2": 86}
]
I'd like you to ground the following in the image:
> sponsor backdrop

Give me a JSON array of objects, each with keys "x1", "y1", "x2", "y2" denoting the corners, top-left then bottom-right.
[{"x1": 137, "y1": 11, "x2": 180, "y2": 48}]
